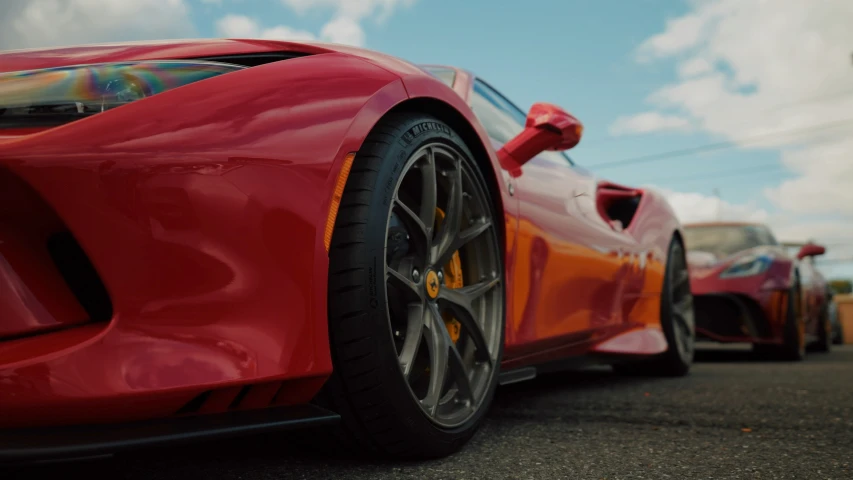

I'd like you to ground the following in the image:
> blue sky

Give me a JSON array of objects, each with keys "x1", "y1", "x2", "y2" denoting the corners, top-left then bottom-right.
[
  {"x1": 3, "y1": 0, "x2": 852, "y2": 277},
  {"x1": 191, "y1": 1, "x2": 743, "y2": 195}
]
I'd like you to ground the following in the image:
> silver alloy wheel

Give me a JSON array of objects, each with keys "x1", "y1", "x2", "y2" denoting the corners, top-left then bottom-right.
[{"x1": 383, "y1": 142, "x2": 503, "y2": 428}]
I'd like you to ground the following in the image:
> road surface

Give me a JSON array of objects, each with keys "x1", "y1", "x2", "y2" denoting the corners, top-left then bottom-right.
[{"x1": 6, "y1": 345, "x2": 853, "y2": 479}]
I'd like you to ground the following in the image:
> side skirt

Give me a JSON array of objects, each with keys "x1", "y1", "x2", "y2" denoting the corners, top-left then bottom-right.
[{"x1": 0, "y1": 404, "x2": 339, "y2": 464}]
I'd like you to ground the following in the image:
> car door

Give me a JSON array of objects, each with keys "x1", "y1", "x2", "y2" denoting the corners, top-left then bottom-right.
[{"x1": 467, "y1": 78, "x2": 638, "y2": 356}]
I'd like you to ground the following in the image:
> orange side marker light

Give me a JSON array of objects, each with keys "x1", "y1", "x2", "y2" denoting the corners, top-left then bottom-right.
[{"x1": 324, "y1": 152, "x2": 356, "y2": 252}]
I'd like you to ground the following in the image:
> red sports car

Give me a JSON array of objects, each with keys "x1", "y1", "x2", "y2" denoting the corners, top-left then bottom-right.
[
  {"x1": 684, "y1": 222, "x2": 831, "y2": 359},
  {"x1": 0, "y1": 39, "x2": 692, "y2": 461}
]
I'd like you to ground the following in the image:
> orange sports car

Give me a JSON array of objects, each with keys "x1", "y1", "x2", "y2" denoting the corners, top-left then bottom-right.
[{"x1": 0, "y1": 39, "x2": 692, "y2": 461}]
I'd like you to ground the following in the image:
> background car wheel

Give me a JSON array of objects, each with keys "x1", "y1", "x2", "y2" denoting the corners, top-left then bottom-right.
[
  {"x1": 779, "y1": 279, "x2": 806, "y2": 361},
  {"x1": 809, "y1": 305, "x2": 831, "y2": 353},
  {"x1": 316, "y1": 112, "x2": 505, "y2": 459},
  {"x1": 832, "y1": 321, "x2": 844, "y2": 346},
  {"x1": 756, "y1": 280, "x2": 806, "y2": 361},
  {"x1": 613, "y1": 236, "x2": 694, "y2": 377}
]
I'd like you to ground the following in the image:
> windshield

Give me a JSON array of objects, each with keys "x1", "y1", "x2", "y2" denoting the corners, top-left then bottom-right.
[{"x1": 683, "y1": 224, "x2": 779, "y2": 258}]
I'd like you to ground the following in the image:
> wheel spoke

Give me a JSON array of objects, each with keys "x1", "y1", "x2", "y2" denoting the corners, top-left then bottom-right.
[
  {"x1": 673, "y1": 295, "x2": 695, "y2": 331},
  {"x1": 422, "y1": 303, "x2": 450, "y2": 414},
  {"x1": 448, "y1": 341, "x2": 474, "y2": 406},
  {"x1": 419, "y1": 148, "x2": 438, "y2": 241},
  {"x1": 673, "y1": 268, "x2": 689, "y2": 289},
  {"x1": 387, "y1": 264, "x2": 422, "y2": 303},
  {"x1": 393, "y1": 199, "x2": 429, "y2": 250},
  {"x1": 399, "y1": 302, "x2": 426, "y2": 378},
  {"x1": 432, "y1": 158, "x2": 463, "y2": 265},
  {"x1": 437, "y1": 278, "x2": 499, "y2": 364},
  {"x1": 433, "y1": 218, "x2": 493, "y2": 270}
]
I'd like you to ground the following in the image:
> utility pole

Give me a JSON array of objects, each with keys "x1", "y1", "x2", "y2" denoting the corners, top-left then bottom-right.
[{"x1": 712, "y1": 188, "x2": 722, "y2": 221}]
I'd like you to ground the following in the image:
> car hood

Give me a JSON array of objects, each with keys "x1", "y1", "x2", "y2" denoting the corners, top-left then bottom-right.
[{"x1": 686, "y1": 245, "x2": 785, "y2": 273}]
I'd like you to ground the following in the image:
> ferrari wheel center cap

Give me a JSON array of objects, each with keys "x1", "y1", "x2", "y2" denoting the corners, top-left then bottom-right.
[{"x1": 425, "y1": 269, "x2": 440, "y2": 299}]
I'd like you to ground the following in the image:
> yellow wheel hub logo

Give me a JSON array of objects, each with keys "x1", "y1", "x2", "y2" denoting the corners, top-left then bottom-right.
[{"x1": 425, "y1": 270, "x2": 440, "y2": 299}]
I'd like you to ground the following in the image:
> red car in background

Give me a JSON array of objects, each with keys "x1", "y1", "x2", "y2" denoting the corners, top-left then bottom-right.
[{"x1": 684, "y1": 222, "x2": 831, "y2": 360}]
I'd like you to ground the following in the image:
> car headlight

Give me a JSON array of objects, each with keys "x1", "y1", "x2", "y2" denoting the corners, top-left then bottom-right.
[
  {"x1": 719, "y1": 254, "x2": 773, "y2": 278},
  {"x1": 0, "y1": 60, "x2": 243, "y2": 127}
]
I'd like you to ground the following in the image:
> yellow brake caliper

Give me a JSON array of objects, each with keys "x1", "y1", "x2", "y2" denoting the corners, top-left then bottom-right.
[{"x1": 435, "y1": 207, "x2": 463, "y2": 343}]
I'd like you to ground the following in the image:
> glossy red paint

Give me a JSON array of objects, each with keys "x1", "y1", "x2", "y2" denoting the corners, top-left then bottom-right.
[
  {"x1": 0, "y1": 40, "x2": 686, "y2": 434},
  {"x1": 685, "y1": 222, "x2": 829, "y2": 345}
]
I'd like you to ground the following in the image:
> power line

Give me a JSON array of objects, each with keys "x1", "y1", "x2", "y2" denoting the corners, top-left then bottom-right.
[
  {"x1": 639, "y1": 162, "x2": 784, "y2": 184},
  {"x1": 588, "y1": 118, "x2": 853, "y2": 170},
  {"x1": 580, "y1": 89, "x2": 853, "y2": 148},
  {"x1": 767, "y1": 88, "x2": 853, "y2": 112}
]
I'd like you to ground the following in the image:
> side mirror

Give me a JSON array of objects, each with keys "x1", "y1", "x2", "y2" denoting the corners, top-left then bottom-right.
[
  {"x1": 497, "y1": 102, "x2": 583, "y2": 176},
  {"x1": 797, "y1": 243, "x2": 826, "y2": 259}
]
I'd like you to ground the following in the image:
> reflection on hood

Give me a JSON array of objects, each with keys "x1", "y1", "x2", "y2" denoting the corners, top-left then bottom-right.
[
  {"x1": 686, "y1": 250, "x2": 718, "y2": 268},
  {"x1": 686, "y1": 245, "x2": 784, "y2": 269}
]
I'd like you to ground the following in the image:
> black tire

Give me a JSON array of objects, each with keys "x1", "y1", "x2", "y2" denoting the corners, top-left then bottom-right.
[
  {"x1": 831, "y1": 304, "x2": 844, "y2": 345},
  {"x1": 832, "y1": 322, "x2": 844, "y2": 345},
  {"x1": 755, "y1": 279, "x2": 806, "y2": 361},
  {"x1": 779, "y1": 279, "x2": 806, "y2": 361},
  {"x1": 613, "y1": 236, "x2": 694, "y2": 377},
  {"x1": 316, "y1": 112, "x2": 505, "y2": 459}
]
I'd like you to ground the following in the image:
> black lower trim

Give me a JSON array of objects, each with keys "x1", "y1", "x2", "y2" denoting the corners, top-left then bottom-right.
[
  {"x1": 0, "y1": 404, "x2": 339, "y2": 463},
  {"x1": 695, "y1": 292, "x2": 773, "y2": 340},
  {"x1": 498, "y1": 367, "x2": 536, "y2": 385}
]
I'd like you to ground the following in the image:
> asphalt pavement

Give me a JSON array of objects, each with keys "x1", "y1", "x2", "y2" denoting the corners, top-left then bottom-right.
[{"x1": 6, "y1": 345, "x2": 853, "y2": 480}]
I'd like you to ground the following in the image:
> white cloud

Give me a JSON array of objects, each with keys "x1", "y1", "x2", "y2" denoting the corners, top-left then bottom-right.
[
  {"x1": 281, "y1": 0, "x2": 416, "y2": 23},
  {"x1": 617, "y1": 0, "x2": 853, "y2": 231},
  {"x1": 677, "y1": 57, "x2": 713, "y2": 78},
  {"x1": 215, "y1": 0, "x2": 416, "y2": 47},
  {"x1": 655, "y1": 188, "x2": 771, "y2": 225},
  {"x1": 319, "y1": 16, "x2": 365, "y2": 46},
  {"x1": 0, "y1": 0, "x2": 194, "y2": 50},
  {"x1": 216, "y1": 14, "x2": 316, "y2": 41},
  {"x1": 637, "y1": 12, "x2": 710, "y2": 61},
  {"x1": 764, "y1": 136, "x2": 853, "y2": 217},
  {"x1": 0, "y1": 0, "x2": 416, "y2": 51},
  {"x1": 609, "y1": 112, "x2": 692, "y2": 135}
]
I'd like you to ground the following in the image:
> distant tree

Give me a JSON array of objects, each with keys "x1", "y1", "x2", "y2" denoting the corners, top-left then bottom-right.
[{"x1": 829, "y1": 279, "x2": 853, "y2": 294}]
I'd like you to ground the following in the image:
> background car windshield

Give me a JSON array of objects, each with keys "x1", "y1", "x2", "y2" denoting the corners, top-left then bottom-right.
[{"x1": 684, "y1": 224, "x2": 778, "y2": 257}]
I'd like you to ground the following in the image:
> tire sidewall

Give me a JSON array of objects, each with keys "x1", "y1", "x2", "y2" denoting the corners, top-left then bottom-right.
[
  {"x1": 659, "y1": 236, "x2": 694, "y2": 371},
  {"x1": 783, "y1": 278, "x2": 806, "y2": 359}
]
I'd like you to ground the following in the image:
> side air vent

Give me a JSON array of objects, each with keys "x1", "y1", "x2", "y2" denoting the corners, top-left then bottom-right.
[
  {"x1": 596, "y1": 182, "x2": 644, "y2": 231},
  {"x1": 192, "y1": 52, "x2": 312, "y2": 67},
  {"x1": 46, "y1": 231, "x2": 113, "y2": 322}
]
